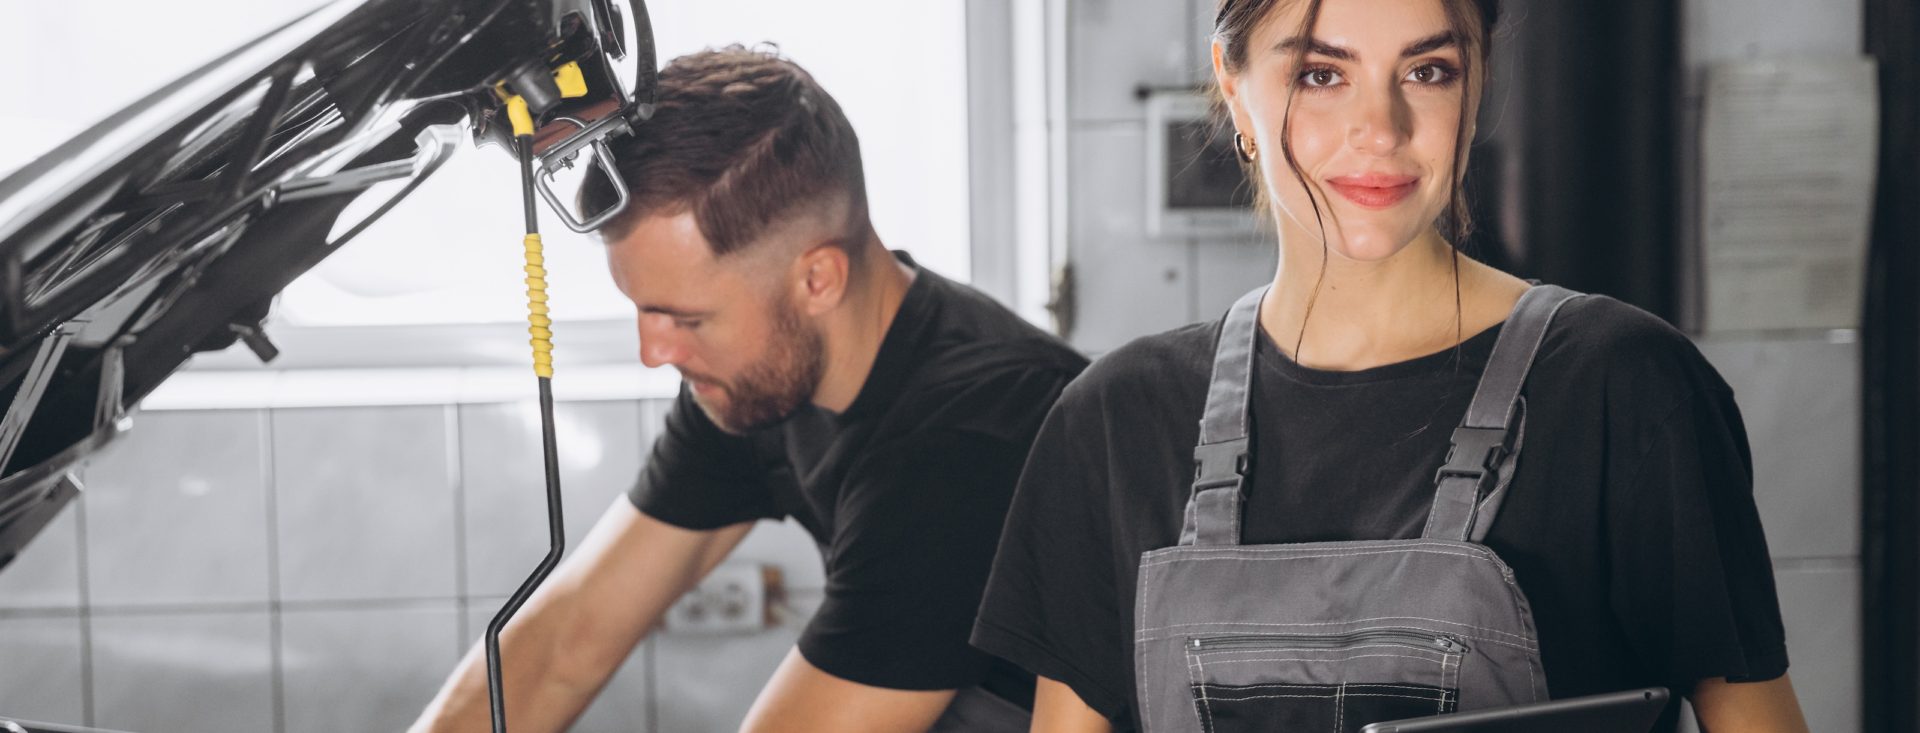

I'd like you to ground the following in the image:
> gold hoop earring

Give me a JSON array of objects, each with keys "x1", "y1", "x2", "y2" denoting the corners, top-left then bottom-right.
[{"x1": 1234, "y1": 132, "x2": 1258, "y2": 163}]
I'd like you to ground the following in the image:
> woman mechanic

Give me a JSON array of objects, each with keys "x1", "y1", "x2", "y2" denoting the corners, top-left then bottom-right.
[{"x1": 970, "y1": 0, "x2": 1812, "y2": 731}]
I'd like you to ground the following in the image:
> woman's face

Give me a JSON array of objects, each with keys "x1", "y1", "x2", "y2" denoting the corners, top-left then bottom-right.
[{"x1": 1215, "y1": 0, "x2": 1476, "y2": 261}]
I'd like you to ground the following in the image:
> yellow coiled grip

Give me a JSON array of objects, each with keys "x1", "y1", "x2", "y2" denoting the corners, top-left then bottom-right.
[{"x1": 524, "y1": 233, "x2": 553, "y2": 378}]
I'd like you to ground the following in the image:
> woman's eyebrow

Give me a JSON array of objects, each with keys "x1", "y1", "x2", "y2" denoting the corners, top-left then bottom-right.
[
  {"x1": 1272, "y1": 31, "x2": 1460, "y2": 61},
  {"x1": 1274, "y1": 36, "x2": 1354, "y2": 61},
  {"x1": 1400, "y1": 31, "x2": 1460, "y2": 58}
]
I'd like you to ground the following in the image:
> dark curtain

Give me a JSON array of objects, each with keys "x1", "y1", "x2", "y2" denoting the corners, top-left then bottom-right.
[
  {"x1": 1463, "y1": 0, "x2": 1679, "y2": 321},
  {"x1": 1862, "y1": 0, "x2": 1920, "y2": 730}
]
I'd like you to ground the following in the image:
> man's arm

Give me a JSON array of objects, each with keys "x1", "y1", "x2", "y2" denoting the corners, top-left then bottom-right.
[
  {"x1": 410, "y1": 497, "x2": 753, "y2": 733},
  {"x1": 737, "y1": 649, "x2": 958, "y2": 733},
  {"x1": 1690, "y1": 674, "x2": 1810, "y2": 733}
]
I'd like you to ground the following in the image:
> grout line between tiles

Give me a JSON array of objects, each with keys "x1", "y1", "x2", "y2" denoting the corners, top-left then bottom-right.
[
  {"x1": 449, "y1": 403, "x2": 470, "y2": 649},
  {"x1": 262, "y1": 409, "x2": 286, "y2": 733},
  {"x1": 73, "y1": 495, "x2": 95, "y2": 729}
]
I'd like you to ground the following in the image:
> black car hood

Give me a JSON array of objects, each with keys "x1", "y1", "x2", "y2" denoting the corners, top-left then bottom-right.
[{"x1": 0, "y1": 0, "x2": 655, "y2": 573}]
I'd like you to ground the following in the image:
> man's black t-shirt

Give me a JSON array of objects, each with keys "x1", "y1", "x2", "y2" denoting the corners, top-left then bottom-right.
[
  {"x1": 631, "y1": 252, "x2": 1087, "y2": 704},
  {"x1": 971, "y1": 294, "x2": 1789, "y2": 731}
]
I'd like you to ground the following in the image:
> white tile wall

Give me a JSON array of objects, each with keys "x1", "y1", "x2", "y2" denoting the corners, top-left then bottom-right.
[
  {"x1": 272, "y1": 406, "x2": 459, "y2": 603},
  {"x1": 1682, "y1": 0, "x2": 1863, "y2": 65},
  {"x1": 280, "y1": 604, "x2": 465, "y2": 733},
  {"x1": 83, "y1": 410, "x2": 273, "y2": 607},
  {"x1": 1698, "y1": 337, "x2": 1861, "y2": 560},
  {"x1": 0, "y1": 397, "x2": 839, "y2": 732},
  {"x1": 0, "y1": 614, "x2": 86, "y2": 723},
  {"x1": 459, "y1": 400, "x2": 648, "y2": 596},
  {"x1": 0, "y1": 508, "x2": 81, "y2": 610},
  {"x1": 1773, "y1": 566, "x2": 1861, "y2": 732},
  {"x1": 90, "y1": 611, "x2": 277, "y2": 732}
]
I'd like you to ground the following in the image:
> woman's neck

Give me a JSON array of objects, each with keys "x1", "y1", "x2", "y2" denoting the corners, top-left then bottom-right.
[{"x1": 1261, "y1": 227, "x2": 1513, "y2": 372}]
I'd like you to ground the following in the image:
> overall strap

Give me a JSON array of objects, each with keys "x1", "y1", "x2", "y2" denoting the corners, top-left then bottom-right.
[
  {"x1": 1422, "y1": 284, "x2": 1582, "y2": 542},
  {"x1": 1179, "y1": 286, "x2": 1267, "y2": 547}
]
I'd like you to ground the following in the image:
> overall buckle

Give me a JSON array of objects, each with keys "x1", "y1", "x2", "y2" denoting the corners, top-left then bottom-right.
[
  {"x1": 1434, "y1": 425, "x2": 1509, "y2": 498},
  {"x1": 1193, "y1": 439, "x2": 1250, "y2": 491}
]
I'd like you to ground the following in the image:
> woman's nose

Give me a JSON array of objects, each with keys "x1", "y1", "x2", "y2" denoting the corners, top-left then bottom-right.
[{"x1": 1348, "y1": 84, "x2": 1412, "y2": 155}]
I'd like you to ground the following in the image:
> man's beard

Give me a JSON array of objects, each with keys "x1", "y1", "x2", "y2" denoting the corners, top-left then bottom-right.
[{"x1": 690, "y1": 299, "x2": 825, "y2": 434}]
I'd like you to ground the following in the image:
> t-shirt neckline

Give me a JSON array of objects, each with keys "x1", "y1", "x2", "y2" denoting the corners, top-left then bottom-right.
[{"x1": 1255, "y1": 318, "x2": 1506, "y2": 387}]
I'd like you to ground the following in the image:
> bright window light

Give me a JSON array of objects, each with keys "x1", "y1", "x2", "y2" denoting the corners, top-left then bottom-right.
[
  {"x1": 0, "y1": 0, "x2": 971, "y2": 329},
  {"x1": 290, "y1": 0, "x2": 974, "y2": 326}
]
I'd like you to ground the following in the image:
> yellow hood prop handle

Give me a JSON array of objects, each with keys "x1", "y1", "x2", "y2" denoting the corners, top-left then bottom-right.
[{"x1": 484, "y1": 62, "x2": 587, "y2": 733}]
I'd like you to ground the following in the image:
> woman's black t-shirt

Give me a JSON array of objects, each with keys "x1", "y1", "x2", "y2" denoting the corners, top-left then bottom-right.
[{"x1": 970, "y1": 294, "x2": 1789, "y2": 732}]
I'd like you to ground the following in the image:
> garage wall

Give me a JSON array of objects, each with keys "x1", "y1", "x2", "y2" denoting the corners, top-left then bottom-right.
[{"x1": 0, "y1": 400, "x2": 825, "y2": 732}]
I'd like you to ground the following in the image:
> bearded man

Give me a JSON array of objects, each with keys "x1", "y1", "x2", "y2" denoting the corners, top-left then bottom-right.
[{"x1": 411, "y1": 45, "x2": 1085, "y2": 733}]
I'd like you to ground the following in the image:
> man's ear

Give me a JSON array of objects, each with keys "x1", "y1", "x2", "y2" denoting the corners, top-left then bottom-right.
[{"x1": 794, "y1": 243, "x2": 851, "y2": 317}]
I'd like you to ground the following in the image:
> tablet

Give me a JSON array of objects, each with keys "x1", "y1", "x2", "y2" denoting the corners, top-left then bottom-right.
[{"x1": 1359, "y1": 688, "x2": 1669, "y2": 733}]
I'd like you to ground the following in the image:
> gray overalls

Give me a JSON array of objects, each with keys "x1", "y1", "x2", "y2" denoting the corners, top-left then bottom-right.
[{"x1": 1134, "y1": 285, "x2": 1582, "y2": 732}]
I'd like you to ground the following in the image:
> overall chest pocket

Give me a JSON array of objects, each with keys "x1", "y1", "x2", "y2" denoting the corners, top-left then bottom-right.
[{"x1": 1184, "y1": 629, "x2": 1466, "y2": 733}]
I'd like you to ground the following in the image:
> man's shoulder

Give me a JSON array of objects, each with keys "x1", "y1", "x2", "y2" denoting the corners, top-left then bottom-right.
[
  {"x1": 881, "y1": 276, "x2": 1087, "y2": 437},
  {"x1": 913, "y1": 272, "x2": 1089, "y2": 383}
]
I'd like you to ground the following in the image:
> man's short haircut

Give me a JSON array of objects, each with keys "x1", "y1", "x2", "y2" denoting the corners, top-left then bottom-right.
[{"x1": 581, "y1": 45, "x2": 870, "y2": 261}]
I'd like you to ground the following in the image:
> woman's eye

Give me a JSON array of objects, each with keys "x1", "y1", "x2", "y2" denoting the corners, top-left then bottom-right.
[
  {"x1": 1298, "y1": 67, "x2": 1343, "y2": 88},
  {"x1": 1406, "y1": 63, "x2": 1457, "y2": 85},
  {"x1": 674, "y1": 319, "x2": 703, "y2": 330}
]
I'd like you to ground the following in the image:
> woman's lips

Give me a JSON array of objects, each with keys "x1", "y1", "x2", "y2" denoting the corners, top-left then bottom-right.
[{"x1": 1326, "y1": 174, "x2": 1419, "y2": 209}]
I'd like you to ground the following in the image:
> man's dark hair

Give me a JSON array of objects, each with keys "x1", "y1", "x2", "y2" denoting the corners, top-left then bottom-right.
[{"x1": 581, "y1": 45, "x2": 870, "y2": 261}]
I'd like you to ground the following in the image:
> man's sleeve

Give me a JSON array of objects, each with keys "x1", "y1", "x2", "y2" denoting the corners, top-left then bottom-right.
[
  {"x1": 1606, "y1": 386, "x2": 1791, "y2": 689},
  {"x1": 629, "y1": 386, "x2": 781, "y2": 529},
  {"x1": 793, "y1": 430, "x2": 1028, "y2": 690}
]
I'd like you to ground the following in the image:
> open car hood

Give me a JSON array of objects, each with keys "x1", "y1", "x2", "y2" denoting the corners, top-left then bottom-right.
[{"x1": 0, "y1": 0, "x2": 656, "y2": 579}]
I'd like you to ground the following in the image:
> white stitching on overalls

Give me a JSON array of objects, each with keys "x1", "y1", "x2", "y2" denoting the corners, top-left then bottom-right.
[
  {"x1": 1224, "y1": 682, "x2": 1438, "y2": 693},
  {"x1": 1138, "y1": 559, "x2": 1153, "y2": 727},
  {"x1": 1137, "y1": 624, "x2": 1540, "y2": 653},
  {"x1": 1136, "y1": 617, "x2": 1537, "y2": 642},
  {"x1": 1138, "y1": 545, "x2": 1493, "y2": 568},
  {"x1": 1145, "y1": 540, "x2": 1495, "y2": 556},
  {"x1": 1334, "y1": 683, "x2": 1345, "y2": 733},
  {"x1": 1189, "y1": 651, "x2": 1216, "y2": 733},
  {"x1": 1136, "y1": 549, "x2": 1489, "y2": 569},
  {"x1": 1199, "y1": 691, "x2": 1336, "y2": 702},
  {"x1": 1329, "y1": 683, "x2": 1446, "y2": 694},
  {"x1": 1197, "y1": 642, "x2": 1448, "y2": 658},
  {"x1": 1205, "y1": 652, "x2": 1443, "y2": 671},
  {"x1": 1206, "y1": 691, "x2": 1445, "y2": 703}
]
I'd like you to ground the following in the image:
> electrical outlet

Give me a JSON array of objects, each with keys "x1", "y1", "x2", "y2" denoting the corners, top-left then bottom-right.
[{"x1": 663, "y1": 562, "x2": 777, "y2": 635}]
